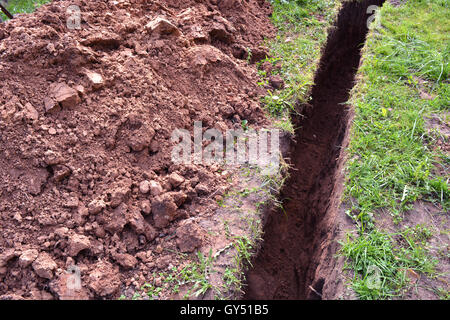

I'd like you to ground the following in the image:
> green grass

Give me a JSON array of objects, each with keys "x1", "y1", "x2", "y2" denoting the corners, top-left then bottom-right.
[
  {"x1": 131, "y1": 235, "x2": 257, "y2": 300},
  {"x1": 132, "y1": 249, "x2": 217, "y2": 300},
  {"x1": 258, "y1": 0, "x2": 339, "y2": 123},
  {"x1": 340, "y1": 226, "x2": 438, "y2": 299},
  {"x1": 0, "y1": 0, "x2": 51, "y2": 20},
  {"x1": 346, "y1": 0, "x2": 449, "y2": 227},
  {"x1": 176, "y1": 250, "x2": 216, "y2": 299},
  {"x1": 340, "y1": 0, "x2": 449, "y2": 299}
]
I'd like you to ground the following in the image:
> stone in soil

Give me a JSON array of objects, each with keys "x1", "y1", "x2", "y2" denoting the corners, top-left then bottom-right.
[
  {"x1": 32, "y1": 252, "x2": 57, "y2": 279},
  {"x1": 48, "y1": 82, "x2": 80, "y2": 109},
  {"x1": 18, "y1": 249, "x2": 39, "y2": 268},
  {"x1": 67, "y1": 234, "x2": 91, "y2": 257},
  {"x1": 151, "y1": 193, "x2": 178, "y2": 229},
  {"x1": 88, "y1": 260, "x2": 121, "y2": 297},
  {"x1": 176, "y1": 220, "x2": 206, "y2": 253}
]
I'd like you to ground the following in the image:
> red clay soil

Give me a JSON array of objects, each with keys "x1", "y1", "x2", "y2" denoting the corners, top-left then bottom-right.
[
  {"x1": 244, "y1": 0, "x2": 386, "y2": 300},
  {"x1": 0, "y1": 0, "x2": 276, "y2": 300}
]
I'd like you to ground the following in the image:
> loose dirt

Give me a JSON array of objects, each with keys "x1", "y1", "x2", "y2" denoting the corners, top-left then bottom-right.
[{"x1": 0, "y1": 0, "x2": 277, "y2": 299}]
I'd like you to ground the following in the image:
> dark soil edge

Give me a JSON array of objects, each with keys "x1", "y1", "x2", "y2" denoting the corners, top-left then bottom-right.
[{"x1": 244, "y1": 0, "x2": 386, "y2": 300}]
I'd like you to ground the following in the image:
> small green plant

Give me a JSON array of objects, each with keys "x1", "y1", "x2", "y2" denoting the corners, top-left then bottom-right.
[
  {"x1": 159, "y1": 249, "x2": 217, "y2": 299},
  {"x1": 262, "y1": 90, "x2": 294, "y2": 117},
  {"x1": 232, "y1": 236, "x2": 254, "y2": 270},
  {"x1": 246, "y1": 47, "x2": 253, "y2": 64},
  {"x1": 435, "y1": 287, "x2": 450, "y2": 300},
  {"x1": 141, "y1": 283, "x2": 163, "y2": 300},
  {"x1": 241, "y1": 119, "x2": 249, "y2": 131},
  {"x1": 339, "y1": 227, "x2": 437, "y2": 300},
  {"x1": 222, "y1": 267, "x2": 243, "y2": 295}
]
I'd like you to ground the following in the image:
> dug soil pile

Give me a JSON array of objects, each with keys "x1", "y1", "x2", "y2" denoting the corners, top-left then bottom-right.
[{"x1": 0, "y1": 0, "x2": 275, "y2": 299}]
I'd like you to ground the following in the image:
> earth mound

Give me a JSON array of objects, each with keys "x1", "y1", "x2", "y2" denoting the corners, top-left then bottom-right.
[{"x1": 0, "y1": 0, "x2": 275, "y2": 299}]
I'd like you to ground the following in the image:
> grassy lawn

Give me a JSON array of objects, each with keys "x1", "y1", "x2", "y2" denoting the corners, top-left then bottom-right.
[
  {"x1": 0, "y1": 0, "x2": 50, "y2": 20},
  {"x1": 341, "y1": 0, "x2": 449, "y2": 299}
]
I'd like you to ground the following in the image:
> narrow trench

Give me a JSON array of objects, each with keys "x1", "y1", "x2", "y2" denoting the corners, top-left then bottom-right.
[{"x1": 244, "y1": 0, "x2": 385, "y2": 300}]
